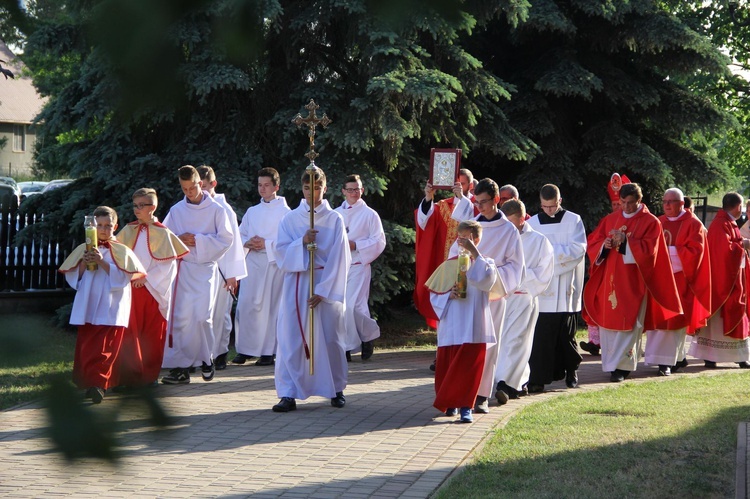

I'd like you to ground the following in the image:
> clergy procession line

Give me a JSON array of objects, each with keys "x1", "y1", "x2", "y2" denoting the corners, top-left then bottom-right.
[
  {"x1": 415, "y1": 169, "x2": 750, "y2": 423},
  {"x1": 60, "y1": 163, "x2": 749, "y2": 421}
]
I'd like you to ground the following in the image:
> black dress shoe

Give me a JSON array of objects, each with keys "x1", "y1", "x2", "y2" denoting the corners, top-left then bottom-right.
[
  {"x1": 361, "y1": 341, "x2": 374, "y2": 360},
  {"x1": 272, "y1": 397, "x2": 296, "y2": 412},
  {"x1": 346, "y1": 351, "x2": 352, "y2": 362},
  {"x1": 214, "y1": 352, "x2": 228, "y2": 371},
  {"x1": 527, "y1": 384, "x2": 544, "y2": 394},
  {"x1": 331, "y1": 392, "x2": 346, "y2": 408},
  {"x1": 231, "y1": 354, "x2": 255, "y2": 365},
  {"x1": 737, "y1": 361, "x2": 750, "y2": 369},
  {"x1": 704, "y1": 360, "x2": 717, "y2": 368},
  {"x1": 579, "y1": 341, "x2": 601, "y2": 356},
  {"x1": 610, "y1": 369, "x2": 630, "y2": 382},
  {"x1": 495, "y1": 389, "x2": 509, "y2": 405},
  {"x1": 255, "y1": 355, "x2": 275, "y2": 366},
  {"x1": 86, "y1": 387, "x2": 105, "y2": 404},
  {"x1": 565, "y1": 371, "x2": 578, "y2": 388},
  {"x1": 657, "y1": 365, "x2": 671, "y2": 376},
  {"x1": 429, "y1": 359, "x2": 436, "y2": 372},
  {"x1": 672, "y1": 358, "x2": 688, "y2": 373}
]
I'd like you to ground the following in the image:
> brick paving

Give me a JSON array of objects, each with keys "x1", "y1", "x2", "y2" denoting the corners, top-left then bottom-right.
[{"x1": 0, "y1": 349, "x2": 746, "y2": 498}]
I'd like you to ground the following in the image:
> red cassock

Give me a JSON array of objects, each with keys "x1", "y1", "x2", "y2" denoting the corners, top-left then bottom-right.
[
  {"x1": 706, "y1": 210, "x2": 750, "y2": 339},
  {"x1": 413, "y1": 197, "x2": 477, "y2": 329},
  {"x1": 73, "y1": 324, "x2": 125, "y2": 390},
  {"x1": 655, "y1": 212, "x2": 712, "y2": 334},
  {"x1": 583, "y1": 204, "x2": 682, "y2": 331}
]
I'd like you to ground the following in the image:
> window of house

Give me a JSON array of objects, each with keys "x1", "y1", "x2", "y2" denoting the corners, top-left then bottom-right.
[{"x1": 13, "y1": 125, "x2": 26, "y2": 152}]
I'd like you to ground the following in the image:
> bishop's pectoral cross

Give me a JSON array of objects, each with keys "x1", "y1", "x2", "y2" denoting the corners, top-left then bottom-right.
[{"x1": 291, "y1": 99, "x2": 332, "y2": 164}]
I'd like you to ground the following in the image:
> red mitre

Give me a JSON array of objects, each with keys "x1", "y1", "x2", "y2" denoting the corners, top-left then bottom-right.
[{"x1": 607, "y1": 173, "x2": 631, "y2": 202}]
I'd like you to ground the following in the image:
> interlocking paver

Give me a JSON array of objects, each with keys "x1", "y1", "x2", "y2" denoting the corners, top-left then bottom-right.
[{"x1": 1, "y1": 348, "x2": 746, "y2": 497}]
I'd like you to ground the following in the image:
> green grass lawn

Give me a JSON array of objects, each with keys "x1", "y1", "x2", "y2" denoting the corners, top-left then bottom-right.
[
  {"x1": 437, "y1": 372, "x2": 749, "y2": 498},
  {"x1": 0, "y1": 313, "x2": 76, "y2": 410}
]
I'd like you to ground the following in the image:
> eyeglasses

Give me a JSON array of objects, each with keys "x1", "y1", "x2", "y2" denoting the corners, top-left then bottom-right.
[
  {"x1": 662, "y1": 200, "x2": 681, "y2": 205},
  {"x1": 473, "y1": 198, "x2": 496, "y2": 207},
  {"x1": 498, "y1": 196, "x2": 513, "y2": 202},
  {"x1": 133, "y1": 203, "x2": 154, "y2": 210},
  {"x1": 343, "y1": 188, "x2": 362, "y2": 193}
]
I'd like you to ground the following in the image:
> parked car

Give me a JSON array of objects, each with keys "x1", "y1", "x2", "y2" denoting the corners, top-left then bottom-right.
[
  {"x1": 18, "y1": 181, "x2": 49, "y2": 201},
  {"x1": 0, "y1": 177, "x2": 21, "y2": 205},
  {"x1": 40, "y1": 179, "x2": 74, "y2": 193}
]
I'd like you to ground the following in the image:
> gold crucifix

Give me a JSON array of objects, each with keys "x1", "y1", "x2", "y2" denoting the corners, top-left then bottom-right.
[{"x1": 291, "y1": 99, "x2": 332, "y2": 164}]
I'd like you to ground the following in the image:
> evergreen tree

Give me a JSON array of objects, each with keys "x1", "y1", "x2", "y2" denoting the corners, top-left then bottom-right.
[
  {"x1": 11, "y1": 0, "x2": 736, "y2": 312},
  {"x1": 465, "y1": 0, "x2": 735, "y2": 224}
]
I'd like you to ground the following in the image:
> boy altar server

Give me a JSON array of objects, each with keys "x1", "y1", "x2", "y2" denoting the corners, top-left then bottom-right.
[
  {"x1": 161, "y1": 165, "x2": 234, "y2": 384},
  {"x1": 271, "y1": 166, "x2": 351, "y2": 413},
  {"x1": 115, "y1": 188, "x2": 189, "y2": 388},
  {"x1": 233, "y1": 167, "x2": 290, "y2": 366},
  {"x1": 495, "y1": 200, "x2": 554, "y2": 402},
  {"x1": 448, "y1": 177, "x2": 524, "y2": 412},
  {"x1": 59, "y1": 206, "x2": 147, "y2": 403},
  {"x1": 335, "y1": 174, "x2": 386, "y2": 360},
  {"x1": 197, "y1": 165, "x2": 248, "y2": 370},
  {"x1": 427, "y1": 220, "x2": 502, "y2": 423}
]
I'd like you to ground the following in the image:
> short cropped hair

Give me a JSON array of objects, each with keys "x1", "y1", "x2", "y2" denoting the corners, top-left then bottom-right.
[
  {"x1": 93, "y1": 206, "x2": 118, "y2": 225},
  {"x1": 501, "y1": 199, "x2": 526, "y2": 218},
  {"x1": 132, "y1": 187, "x2": 158, "y2": 205},
  {"x1": 540, "y1": 184, "x2": 560, "y2": 201},
  {"x1": 459, "y1": 168, "x2": 474, "y2": 184},
  {"x1": 197, "y1": 165, "x2": 216, "y2": 183},
  {"x1": 301, "y1": 166, "x2": 326, "y2": 185},
  {"x1": 474, "y1": 178, "x2": 499, "y2": 199},
  {"x1": 664, "y1": 187, "x2": 684, "y2": 201},
  {"x1": 458, "y1": 219, "x2": 482, "y2": 239},
  {"x1": 178, "y1": 165, "x2": 200, "y2": 182},
  {"x1": 620, "y1": 183, "x2": 642, "y2": 201},
  {"x1": 344, "y1": 174, "x2": 362, "y2": 186},
  {"x1": 684, "y1": 196, "x2": 694, "y2": 210},
  {"x1": 258, "y1": 167, "x2": 280, "y2": 186},
  {"x1": 723, "y1": 192, "x2": 743, "y2": 210},
  {"x1": 499, "y1": 184, "x2": 519, "y2": 199}
]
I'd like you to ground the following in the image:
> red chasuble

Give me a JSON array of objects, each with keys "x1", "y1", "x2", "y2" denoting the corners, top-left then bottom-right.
[
  {"x1": 707, "y1": 210, "x2": 750, "y2": 339},
  {"x1": 656, "y1": 212, "x2": 712, "y2": 333},
  {"x1": 583, "y1": 204, "x2": 682, "y2": 331},
  {"x1": 414, "y1": 197, "x2": 477, "y2": 329}
]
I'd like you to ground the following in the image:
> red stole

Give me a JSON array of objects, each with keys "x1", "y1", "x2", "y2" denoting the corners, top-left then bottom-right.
[
  {"x1": 657, "y1": 212, "x2": 712, "y2": 333},
  {"x1": 583, "y1": 204, "x2": 682, "y2": 331},
  {"x1": 707, "y1": 210, "x2": 750, "y2": 339}
]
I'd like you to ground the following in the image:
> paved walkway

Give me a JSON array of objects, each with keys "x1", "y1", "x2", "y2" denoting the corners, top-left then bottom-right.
[{"x1": 0, "y1": 349, "x2": 745, "y2": 498}]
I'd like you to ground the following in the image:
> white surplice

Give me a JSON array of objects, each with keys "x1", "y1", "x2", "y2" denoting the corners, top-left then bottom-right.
[
  {"x1": 210, "y1": 193, "x2": 248, "y2": 359},
  {"x1": 335, "y1": 198, "x2": 386, "y2": 351},
  {"x1": 65, "y1": 246, "x2": 138, "y2": 327},
  {"x1": 127, "y1": 226, "x2": 180, "y2": 320},
  {"x1": 234, "y1": 196, "x2": 290, "y2": 357},
  {"x1": 449, "y1": 199, "x2": 525, "y2": 399},
  {"x1": 274, "y1": 199, "x2": 351, "y2": 400},
  {"x1": 494, "y1": 223, "x2": 554, "y2": 391},
  {"x1": 162, "y1": 192, "x2": 233, "y2": 368},
  {"x1": 430, "y1": 255, "x2": 498, "y2": 346},
  {"x1": 528, "y1": 210, "x2": 586, "y2": 313}
]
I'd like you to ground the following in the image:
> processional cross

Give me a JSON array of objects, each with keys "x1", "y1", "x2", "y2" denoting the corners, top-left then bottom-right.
[
  {"x1": 292, "y1": 99, "x2": 332, "y2": 164},
  {"x1": 291, "y1": 99, "x2": 332, "y2": 375}
]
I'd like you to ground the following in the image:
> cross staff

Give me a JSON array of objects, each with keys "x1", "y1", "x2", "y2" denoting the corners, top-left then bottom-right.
[{"x1": 291, "y1": 99, "x2": 332, "y2": 375}]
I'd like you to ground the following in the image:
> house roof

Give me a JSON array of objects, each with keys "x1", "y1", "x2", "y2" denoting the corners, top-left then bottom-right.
[{"x1": 0, "y1": 39, "x2": 47, "y2": 125}]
